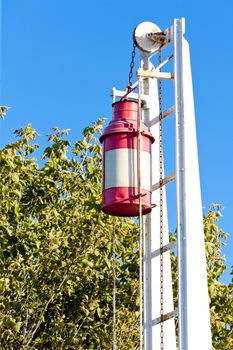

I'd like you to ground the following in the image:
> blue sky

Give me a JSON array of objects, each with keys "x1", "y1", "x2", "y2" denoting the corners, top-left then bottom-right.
[{"x1": 1, "y1": 0, "x2": 233, "y2": 282}]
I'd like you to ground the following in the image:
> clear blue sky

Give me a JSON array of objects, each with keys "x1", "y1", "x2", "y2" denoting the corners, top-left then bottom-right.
[{"x1": 1, "y1": 0, "x2": 232, "y2": 283}]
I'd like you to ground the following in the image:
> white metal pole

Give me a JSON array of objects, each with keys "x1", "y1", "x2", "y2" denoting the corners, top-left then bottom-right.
[
  {"x1": 141, "y1": 53, "x2": 176, "y2": 350},
  {"x1": 174, "y1": 18, "x2": 212, "y2": 350},
  {"x1": 140, "y1": 53, "x2": 153, "y2": 350},
  {"x1": 133, "y1": 17, "x2": 211, "y2": 350},
  {"x1": 174, "y1": 18, "x2": 188, "y2": 350}
]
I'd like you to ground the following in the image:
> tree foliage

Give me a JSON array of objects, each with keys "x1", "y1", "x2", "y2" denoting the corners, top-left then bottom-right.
[
  {"x1": 0, "y1": 120, "x2": 232, "y2": 349},
  {"x1": 0, "y1": 122, "x2": 140, "y2": 349},
  {"x1": 171, "y1": 204, "x2": 232, "y2": 349},
  {"x1": 204, "y1": 206, "x2": 233, "y2": 349}
]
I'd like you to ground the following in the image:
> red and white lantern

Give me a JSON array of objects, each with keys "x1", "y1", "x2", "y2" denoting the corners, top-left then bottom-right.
[{"x1": 100, "y1": 100, "x2": 154, "y2": 217}]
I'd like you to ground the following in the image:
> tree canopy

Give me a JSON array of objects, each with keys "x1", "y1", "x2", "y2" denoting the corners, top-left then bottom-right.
[{"x1": 0, "y1": 120, "x2": 232, "y2": 349}]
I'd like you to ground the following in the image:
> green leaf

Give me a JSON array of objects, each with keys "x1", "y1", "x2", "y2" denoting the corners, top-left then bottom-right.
[
  {"x1": 14, "y1": 322, "x2": 21, "y2": 333},
  {"x1": 82, "y1": 258, "x2": 94, "y2": 268}
]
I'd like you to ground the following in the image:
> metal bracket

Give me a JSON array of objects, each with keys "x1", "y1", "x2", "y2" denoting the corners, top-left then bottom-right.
[
  {"x1": 137, "y1": 68, "x2": 174, "y2": 80},
  {"x1": 147, "y1": 32, "x2": 166, "y2": 44},
  {"x1": 147, "y1": 26, "x2": 174, "y2": 47}
]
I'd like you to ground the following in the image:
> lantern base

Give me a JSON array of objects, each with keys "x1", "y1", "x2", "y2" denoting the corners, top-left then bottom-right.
[{"x1": 102, "y1": 187, "x2": 152, "y2": 217}]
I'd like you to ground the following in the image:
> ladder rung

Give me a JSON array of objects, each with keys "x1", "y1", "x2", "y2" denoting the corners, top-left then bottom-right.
[
  {"x1": 152, "y1": 309, "x2": 178, "y2": 326},
  {"x1": 152, "y1": 172, "x2": 176, "y2": 192},
  {"x1": 151, "y1": 241, "x2": 176, "y2": 259},
  {"x1": 156, "y1": 54, "x2": 174, "y2": 71},
  {"x1": 148, "y1": 106, "x2": 175, "y2": 127}
]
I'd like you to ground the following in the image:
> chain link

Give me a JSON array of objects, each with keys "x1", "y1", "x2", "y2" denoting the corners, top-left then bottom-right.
[
  {"x1": 128, "y1": 43, "x2": 136, "y2": 89},
  {"x1": 158, "y1": 50, "x2": 164, "y2": 350},
  {"x1": 112, "y1": 218, "x2": 117, "y2": 350}
]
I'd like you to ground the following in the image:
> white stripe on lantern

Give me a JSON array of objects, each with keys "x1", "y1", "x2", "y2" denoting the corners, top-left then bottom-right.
[{"x1": 104, "y1": 148, "x2": 151, "y2": 191}]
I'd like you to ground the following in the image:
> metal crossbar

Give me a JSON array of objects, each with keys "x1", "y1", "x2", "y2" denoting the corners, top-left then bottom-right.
[
  {"x1": 148, "y1": 106, "x2": 175, "y2": 127},
  {"x1": 152, "y1": 172, "x2": 176, "y2": 192},
  {"x1": 152, "y1": 309, "x2": 178, "y2": 326}
]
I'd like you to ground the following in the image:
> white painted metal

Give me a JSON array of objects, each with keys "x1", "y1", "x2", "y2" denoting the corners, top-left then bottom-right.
[
  {"x1": 134, "y1": 22, "x2": 162, "y2": 53},
  {"x1": 140, "y1": 55, "x2": 176, "y2": 350},
  {"x1": 148, "y1": 106, "x2": 175, "y2": 127},
  {"x1": 111, "y1": 87, "x2": 149, "y2": 106},
  {"x1": 174, "y1": 18, "x2": 212, "y2": 350},
  {"x1": 137, "y1": 68, "x2": 174, "y2": 80},
  {"x1": 152, "y1": 172, "x2": 176, "y2": 192},
  {"x1": 104, "y1": 148, "x2": 151, "y2": 190},
  {"x1": 174, "y1": 18, "x2": 188, "y2": 350},
  {"x1": 151, "y1": 241, "x2": 177, "y2": 259}
]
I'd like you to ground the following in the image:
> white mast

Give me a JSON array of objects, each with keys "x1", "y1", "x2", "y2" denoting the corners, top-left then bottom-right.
[
  {"x1": 111, "y1": 17, "x2": 212, "y2": 350},
  {"x1": 135, "y1": 18, "x2": 212, "y2": 350},
  {"x1": 174, "y1": 18, "x2": 212, "y2": 350}
]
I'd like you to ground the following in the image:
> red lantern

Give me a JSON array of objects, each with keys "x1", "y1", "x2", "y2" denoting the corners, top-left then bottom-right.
[{"x1": 100, "y1": 100, "x2": 155, "y2": 217}]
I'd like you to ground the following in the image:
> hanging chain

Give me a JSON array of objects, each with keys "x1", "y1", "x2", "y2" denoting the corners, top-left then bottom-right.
[
  {"x1": 137, "y1": 76, "x2": 144, "y2": 350},
  {"x1": 112, "y1": 218, "x2": 117, "y2": 350},
  {"x1": 128, "y1": 43, "x2": 136, "y2": 89},
  {"x1": 158, "y1": 50, "x2": 165, "y2": 350}
]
